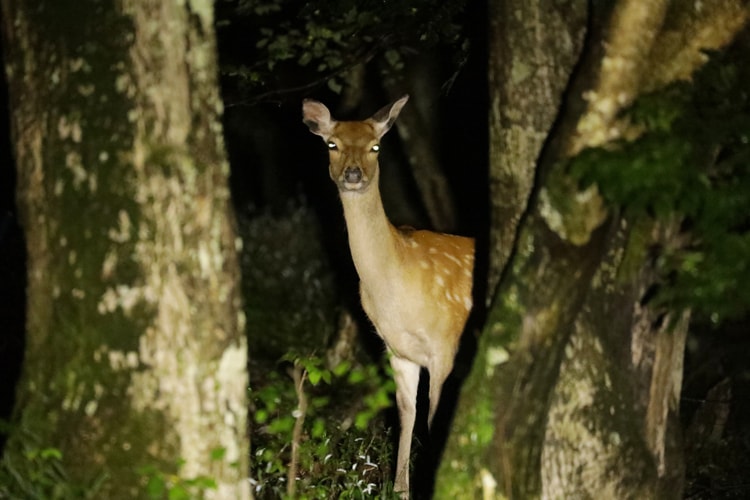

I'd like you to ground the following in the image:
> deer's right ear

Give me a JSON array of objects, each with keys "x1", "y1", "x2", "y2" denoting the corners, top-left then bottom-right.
[{"x1": 302, "y1": 99, "x2": 336, "y2": 139}]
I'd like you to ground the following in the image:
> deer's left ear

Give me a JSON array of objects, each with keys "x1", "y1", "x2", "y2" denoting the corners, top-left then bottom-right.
[
  {"x1": 303, "y1": 99, "x2": 337, "y2": 139},
  {"x1": 371, "y1": 95, "x2": 409, "y2": 139}
]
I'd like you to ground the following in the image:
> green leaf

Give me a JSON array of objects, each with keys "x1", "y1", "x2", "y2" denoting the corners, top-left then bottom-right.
[
  {"x1": 39, "y1": 448, "x2": 63, "y2": 460},
  {"x1": 354, "y1": 410, "x2": 373, "y2": 430},
  {"x1": 327, "y1": 78, "x2": 343, "y2": 94},
  {"x1": 268, "y1": 415, "x2": 295, "y2": 435},
  {"x1": 311, "y1": 396, "x2": 330, "y2": 409},
  {"x1": 308, "y1": 369, "x2": 322, "y2": 385},
  {"x1": 146, "y1": 474, "x2": 166, "y2": 499},
  {"x1": 347, "y1": 368, "x2": 365, "y2": 384},
  {"x1": 298, "y1": 51, "x2": 312, "y2": 66},
  {"x1": 168, "y1": 485, "x2": 190, "y2": 500},
  {"x1": 311, "y1": 418, "x2": 326, "y2": 438},
  {"x1": 332, "y1": 360, "x2": 351, "y2": 377}
]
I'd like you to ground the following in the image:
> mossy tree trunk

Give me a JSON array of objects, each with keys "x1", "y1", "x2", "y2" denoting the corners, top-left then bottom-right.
[
  {"x1": 437, "y1": 1, "x2": 748, "y2": 498},
  {"x1": 1, "y1": 1, "x2": 250, "y2": 498}
]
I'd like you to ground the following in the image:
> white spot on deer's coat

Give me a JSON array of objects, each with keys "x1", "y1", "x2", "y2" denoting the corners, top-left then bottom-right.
[{"x1": 444, "y1": 253, "x2": 461, "y2": 266}]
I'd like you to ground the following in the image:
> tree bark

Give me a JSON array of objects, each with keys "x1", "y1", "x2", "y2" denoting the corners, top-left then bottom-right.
[
  {"x1": 436, "y1": 2, "x2": 589, "y2": 496},
  {"x1": 1, "y1": 1, "x2": 250, "y2": 498},
  {"x1": 437, "y1": 1, "x2": 748, "y2": 498},
  {"x1": 541, "y1": 219, "x2": 689, "y2": 499},
  {"x1": 486, "y1": 0, "x2": 588, "y2": 299}
]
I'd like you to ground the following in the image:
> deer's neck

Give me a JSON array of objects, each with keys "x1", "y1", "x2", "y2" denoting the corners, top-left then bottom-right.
[{"x1": 339, "y1": 184, "x2": 402, "y2": 286}]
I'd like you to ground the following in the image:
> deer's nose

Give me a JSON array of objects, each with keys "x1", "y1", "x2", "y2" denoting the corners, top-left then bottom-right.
[{"x1": 344, "y1": 167, "x2": 362, "y2": 184}]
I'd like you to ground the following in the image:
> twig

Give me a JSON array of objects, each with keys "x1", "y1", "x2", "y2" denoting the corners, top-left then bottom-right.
[{"x1": 287, "y1": 363, "x2": 308, "y2": 498}]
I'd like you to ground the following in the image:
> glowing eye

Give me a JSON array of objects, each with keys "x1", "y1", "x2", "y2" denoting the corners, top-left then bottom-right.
[
  {"x1": 371, "y1": 144, "x2": 380, "y2": 153},
  {"x1": 327, "y1": 142, "x2": 338, "y2": 150}
]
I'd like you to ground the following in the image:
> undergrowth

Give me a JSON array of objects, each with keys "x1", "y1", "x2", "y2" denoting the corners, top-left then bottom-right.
[
  {"x1": 241, "y1": 199, "x2": 400, "y2": 497},
  {"x1": 250, "y1": 355, "x2": 397, "y2": 499},
  {"x1": 239, "y1": 199, "x2": 339, "y2": 361}
]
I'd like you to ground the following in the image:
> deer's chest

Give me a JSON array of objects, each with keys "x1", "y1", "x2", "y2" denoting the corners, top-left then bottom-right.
[{"x1": 358, "y1": 282, "x2": 437, "y2": 365}]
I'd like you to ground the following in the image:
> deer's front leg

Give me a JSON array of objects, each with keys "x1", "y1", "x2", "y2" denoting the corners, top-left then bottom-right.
[{"x1": 390, "y1": 353, "x2": 420, "y2": 498}]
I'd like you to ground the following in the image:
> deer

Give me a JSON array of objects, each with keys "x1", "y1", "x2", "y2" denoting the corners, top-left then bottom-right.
[{"x1": 302, "y1": 95, "x2": 475, "y2": 497}]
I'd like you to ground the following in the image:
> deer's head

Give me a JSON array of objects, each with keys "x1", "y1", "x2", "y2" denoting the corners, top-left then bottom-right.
[{"x1": 303, "y1": 96, "x2": 408, "y2": 192}]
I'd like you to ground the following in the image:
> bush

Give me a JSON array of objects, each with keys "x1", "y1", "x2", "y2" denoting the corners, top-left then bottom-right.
[{"x1": 250, "y1": 355, "x2": 397, "y2": 499}]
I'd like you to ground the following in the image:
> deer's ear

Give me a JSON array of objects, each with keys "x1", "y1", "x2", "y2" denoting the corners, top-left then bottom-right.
[
  {"x1": 371, "y1": 95, "x2": 409, "y2": 139},
  {"x1": 303, "y1": 99, "x2": 336, "y2": 139}
]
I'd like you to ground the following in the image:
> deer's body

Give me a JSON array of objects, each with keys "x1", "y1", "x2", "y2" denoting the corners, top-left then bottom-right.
[{"x1": 303, "y1": 96, "x2": 474, "y2": 497}]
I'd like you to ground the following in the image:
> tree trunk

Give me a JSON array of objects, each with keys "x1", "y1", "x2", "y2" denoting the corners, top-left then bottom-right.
[
  {"x1": 1, "y1": 1, "x2": 250, "y2": 498},
  {"x1": 436, "y1": 2, "x2": 590, "y2": 495},
  {"x1": 437, "y1": 1, "x2": 748, "y2": 498},
  {"x1": 485, "y1": 0, "x2": 588, "y2": 299}
]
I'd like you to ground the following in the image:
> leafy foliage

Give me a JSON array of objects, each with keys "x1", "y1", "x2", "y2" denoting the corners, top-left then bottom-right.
[
  {"x1": 0, "y1": 423, "x2": 228, "y2": 499},
  {"x1": 218, "y1": 0, "x2": 467, "y2": 100},
  {"x1": 0, "y1": 425, "x2": 106, "y2": 499},
  {"x1": 138, "y1": 458, "x2": 222, "y2": 500},
  {"x1": 250, "y1": 355, "x2": 396, "y2": 498},
  {"x1": 569, "y1": 46, "x2": 750, "y2": 321}
]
